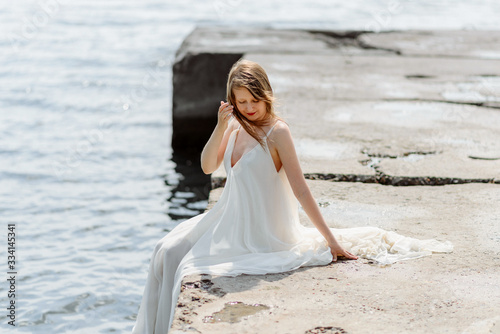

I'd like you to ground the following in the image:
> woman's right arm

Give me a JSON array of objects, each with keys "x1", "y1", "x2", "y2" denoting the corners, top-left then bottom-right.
[{"x1": 200, "y1": 101, "x2": 234, "y2": 174}]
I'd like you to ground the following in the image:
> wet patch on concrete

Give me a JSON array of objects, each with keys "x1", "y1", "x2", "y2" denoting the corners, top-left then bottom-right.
[
  {"x1": 263, "y1": 285, "x2": 281, "y2": 290},
  {"x1": 202, "y1": 301, "x2": 270, "y2": 324},
  {"x1": 305, "y1": 326, "x2": 348, "y2": 334}
]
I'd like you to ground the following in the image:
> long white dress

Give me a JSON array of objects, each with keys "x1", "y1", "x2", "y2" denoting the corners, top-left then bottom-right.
[{"x1": 131, "y1": 121, "x2": 453, "y2": 333}]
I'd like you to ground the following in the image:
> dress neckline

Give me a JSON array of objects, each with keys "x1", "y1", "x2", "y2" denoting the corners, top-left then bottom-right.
[{"x1": 230, "y1": 120, "x2": 280, "y2": 169}]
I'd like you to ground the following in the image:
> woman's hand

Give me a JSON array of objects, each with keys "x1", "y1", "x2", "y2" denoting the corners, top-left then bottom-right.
[
  {"x1": 271, "y1": 122, "x2": 359, "y2": 263},
  {"x1": 200, "y1": 101, "x2": 234, "y2": 174},
  {"x1": 328, "y1": 239, "x2": 358, "y2": 262},
  {"x1": 217, "y1": 101, "x2": 233, "y2": 129}
]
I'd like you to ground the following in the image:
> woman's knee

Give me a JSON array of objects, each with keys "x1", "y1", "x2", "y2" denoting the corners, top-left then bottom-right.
[{"x1": 156, "y1": 238, "x2": 192, "y2": 263}]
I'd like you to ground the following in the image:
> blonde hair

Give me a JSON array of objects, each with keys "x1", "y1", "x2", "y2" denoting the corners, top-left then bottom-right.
[{"x1": 226, "y1": 59, "x2": 284, "y2": 149}]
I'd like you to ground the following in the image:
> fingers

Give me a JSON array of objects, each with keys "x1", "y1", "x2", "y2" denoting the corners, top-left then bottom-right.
[
  {"x1": 331, "y1": 249, "x2": 358, "y2": 262},
  {"x1": 219, "y1": 101, "x2": 233, "y2": 116},
  {"x1": 219, "y1": 101, "x2": 233, "y2": 111},
  {"x1": 218, "y1": 101, "x2": 234, "y2": 123},
  {"x1": 346, "y1": 253, "x2": 358, "y2": 260},
  {"x1": 329, "y1": 243, "x2": 357, "y2": 262},
  {"x1": 342, "y1": 251, "x2": 358, "y2": 260}
]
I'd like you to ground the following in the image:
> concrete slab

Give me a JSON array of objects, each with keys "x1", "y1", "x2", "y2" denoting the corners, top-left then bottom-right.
[
  {"x1": 172, "y1": 182, "x2": 500, "y2": 334},
  {"x1": 243, "y1": 53, "x2": 500, "y2": 181},
  {"x1": 358, "y1": 30, "x2": 500, "y2": 59},
  {"x1": 202, "y1": 48, "x2": 500, "y2": 183},
  {"x1": 170, "y1": 27, "x2": 500, "y2": 334}
]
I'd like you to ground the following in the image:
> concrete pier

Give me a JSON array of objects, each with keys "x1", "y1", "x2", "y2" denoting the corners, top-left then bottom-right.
[{"x1": 170, "y1": 26, "x2": 500, "y2": 333}]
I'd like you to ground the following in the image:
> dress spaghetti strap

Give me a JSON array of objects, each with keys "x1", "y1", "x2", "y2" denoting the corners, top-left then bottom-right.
[
  {"x1": 264, "y1": 120, "x2": 280, "y2": 139},
  {"x1": 235, "y1": 120, "x2": 278, "y2": 138}
]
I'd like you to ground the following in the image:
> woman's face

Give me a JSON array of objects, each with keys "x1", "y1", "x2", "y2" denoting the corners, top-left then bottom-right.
[{"x1": 233, "y1": 87, "x2": 267, "y2": 121}]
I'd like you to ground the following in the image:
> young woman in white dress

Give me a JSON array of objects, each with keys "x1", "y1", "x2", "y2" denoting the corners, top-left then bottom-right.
[
  {"x1": 201, "y1": 61, "x2": 358, "y2": 262},
  {"x1": 131, "y1": 59, "x2": 451, "y2": 334}
]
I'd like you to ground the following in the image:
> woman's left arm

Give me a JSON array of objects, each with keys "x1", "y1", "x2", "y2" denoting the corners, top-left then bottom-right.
[{"x1": 272, "y1": 124, "x2": 357, "y2": 261}]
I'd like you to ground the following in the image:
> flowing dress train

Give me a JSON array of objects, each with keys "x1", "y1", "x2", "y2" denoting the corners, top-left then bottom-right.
[{"x1": 131, "y1": 121, "x2": 453, "y2": 333}]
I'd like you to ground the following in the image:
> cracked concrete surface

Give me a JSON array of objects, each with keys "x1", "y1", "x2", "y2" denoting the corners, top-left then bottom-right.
[
  {"x1": 171, "y1": 27, "x2": 500, "y2": 333},
  {"x1": 172, "y1": 182, "x2": 500, "y2": 334}
]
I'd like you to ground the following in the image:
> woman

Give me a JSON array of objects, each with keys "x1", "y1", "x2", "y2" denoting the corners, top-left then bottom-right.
[
  {"x1": 132, "y1": 59, "x2": 452, "y2": 333},
  {"x1": 200, "y1": 60, "x2": 357, "y2": 263}
]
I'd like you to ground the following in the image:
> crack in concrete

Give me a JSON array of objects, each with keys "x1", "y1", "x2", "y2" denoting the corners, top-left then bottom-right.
[
  {"x1": 406, "y1": 74, "x2": 436, "y2": 79},
  {"x1": 182, "y1": 278, "x2": 227, "y2": 297},
  {"x1": 468, "y1": 155, "x2": 500, "y2": 160},
  {"x1": 305, "y1": 326, "x2": 348, "y2": 334},
  {"x1": 211, "y1": 147, "x2": 498, "y2": 188},
  {"x1": 378, "y1": 98, "x2": 500, "y2": 110},
  {"x1": 307, "y1": 30, "x2": 402, "y2": 55},
  {"x1": 361, "y1": 149, "x2": 438, "y2": 160},
  {"x1": 214, "y1": 172, "x2": 499, "y2": 188},
  {"x1": 291, "y1": 96, "x2": 500, "y2": 110},
  {"x1": 308, "y1": 148, "x2": 500, "y2": 186},
  {"x1": 203, "y1": 301, "x2": 270, "y2": 324},
  {"x1": 359, "y1": 149, "x2": 437, "y2": 180},
  {"x1": 303, "y1": 173, "x2": 499, "y2": 186},
  {"x1": 355, "y1": 149, "x2": 499, "y2": 185}
]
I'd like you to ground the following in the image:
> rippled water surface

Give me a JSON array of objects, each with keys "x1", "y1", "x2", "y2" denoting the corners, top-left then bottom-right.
[{"x1": 1, "y1": 0, "x2": 499, "y2": 333}]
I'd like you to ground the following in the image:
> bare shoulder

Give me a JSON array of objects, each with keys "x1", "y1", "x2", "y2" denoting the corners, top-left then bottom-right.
[
  {"x1": 267, "y1": 120, "x2": 294, "y2": 154},
  {"x1": 271, "y1": 120, "x2": 292, "y2": 142},
  {"x1": 219, "y1": 118, "x2": 239, "y2": 148},
  {"x1": 225, "y1": 117, "x2": 238, "y2": 134}
]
